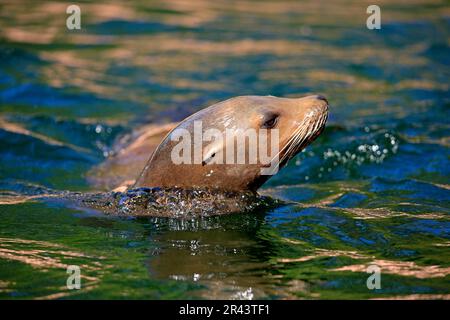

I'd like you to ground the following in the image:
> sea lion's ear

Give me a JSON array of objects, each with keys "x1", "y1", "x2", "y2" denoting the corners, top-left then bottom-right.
[{"x1": 202, "y1": 140, "x2": 223, "y2": 166}]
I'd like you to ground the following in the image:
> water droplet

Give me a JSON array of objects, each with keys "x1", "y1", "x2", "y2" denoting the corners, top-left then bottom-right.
[{"x1": 95, "y1": 124, "x2": 102, "y2": 133}]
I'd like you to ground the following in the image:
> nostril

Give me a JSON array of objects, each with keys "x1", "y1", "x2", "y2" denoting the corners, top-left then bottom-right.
[{"x1": 316, "y1": 95, "x2": 328, "y2": 104}]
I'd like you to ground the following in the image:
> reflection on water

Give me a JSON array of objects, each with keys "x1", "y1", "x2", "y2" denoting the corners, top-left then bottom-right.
[
  {"x1": 0, "y1": 236, "x2": 102, "y2": 299},
  {"x1": 0, "y1": 0, "x2": 449, "y2": 299}
]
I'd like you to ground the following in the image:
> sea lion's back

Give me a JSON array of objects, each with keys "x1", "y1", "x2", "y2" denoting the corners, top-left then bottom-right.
[{"x1": 87, "y1": 123, "x2": 177, "y2": 191}]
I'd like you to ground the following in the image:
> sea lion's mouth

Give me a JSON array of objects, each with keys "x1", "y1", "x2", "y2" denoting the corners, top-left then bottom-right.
[{"x1": 276, "y1": 103, "x2": 329, "y2": 169}]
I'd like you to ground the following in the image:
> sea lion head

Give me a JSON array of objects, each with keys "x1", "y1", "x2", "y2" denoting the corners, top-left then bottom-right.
[{"x1": 135, "y1": 95, "x2": 328, "y2": 191}]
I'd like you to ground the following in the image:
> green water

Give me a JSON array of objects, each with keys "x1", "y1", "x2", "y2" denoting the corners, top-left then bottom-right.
[{"x1": 0, "y1": 0, "x2": 449, "y2": 299}]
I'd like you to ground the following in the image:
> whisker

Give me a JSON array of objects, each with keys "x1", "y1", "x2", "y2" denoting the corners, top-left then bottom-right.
[{"x1": 265, "y1": 107, "x2": 327, "y2": 170}]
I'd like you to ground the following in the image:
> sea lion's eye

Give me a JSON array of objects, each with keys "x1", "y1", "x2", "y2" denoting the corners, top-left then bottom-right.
[{"x1": 262, "y1": 113, "x2": 279, "y2": 129}]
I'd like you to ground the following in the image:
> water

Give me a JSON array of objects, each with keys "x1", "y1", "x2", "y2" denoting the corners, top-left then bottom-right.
[{"x1": 0, "y1": 0, "x2": 449, "y2": 299}]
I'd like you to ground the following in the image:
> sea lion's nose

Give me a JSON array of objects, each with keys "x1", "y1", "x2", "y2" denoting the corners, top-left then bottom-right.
[
  {"x1": 314, "y1": 95, "x2": 328, "y2": 104},
  {"x1": 304, "y1": 95, "x2": 329, "y2": 116}
]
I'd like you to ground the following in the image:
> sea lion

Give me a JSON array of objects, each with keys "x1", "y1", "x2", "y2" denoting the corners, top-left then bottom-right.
[
  {"x1": 133, "y1": 94, "x2": 329, "y2": 192},
  {"x1": 89, "y1": 95, "x2": 328, "y2": 193},
  {"x1": 5, "y1": 95, "x2": 329, "y2": 217}
]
